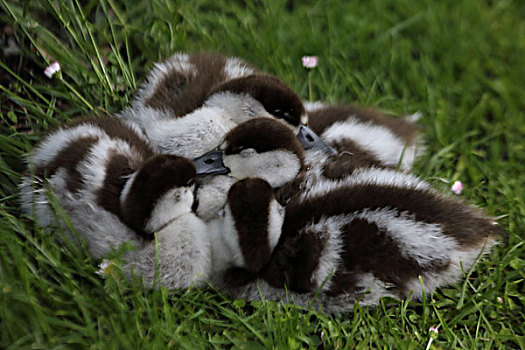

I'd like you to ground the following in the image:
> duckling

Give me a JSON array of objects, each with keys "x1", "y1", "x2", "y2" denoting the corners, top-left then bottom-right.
[
  {"x1": 19, "y1": 115, "x2": 227, "y2": 258},
  {"x1": 216, "y1": 166, "x2": 500, "y2": 313},
  {"x1": 119, "y1": 53, "x2": 307, "y2": 159},
  {"x1": 124, "y1": 52, "x2": 258, "y2": 123},
  {"x1": 19, "y1": 116, "x2": 155, "y2": 255},
  {"x1": 116, "y1": 154, "x2": 213, "y2": 289},
  {"x1": 305, "y1": 103, "x2": 424, "y2": 170},
  {"x1": 192, "y1": 117, "x2": 306, "y2": 221},
  {"x1": 271, "y1": 103, "x2": 426, "y2": 204}
]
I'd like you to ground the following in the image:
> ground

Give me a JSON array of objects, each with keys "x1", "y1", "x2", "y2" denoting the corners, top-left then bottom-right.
[{"x1": 0, "y1": 0, "x2": 523, "y2": 348}]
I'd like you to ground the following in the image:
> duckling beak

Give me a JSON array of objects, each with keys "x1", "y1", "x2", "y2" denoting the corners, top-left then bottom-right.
[
  {"x1": 297, "y1": 125, "x2": 337, "y2": 155},
  {"x1": 192, "y1": 150, "x2": 231, "y2": 175}
]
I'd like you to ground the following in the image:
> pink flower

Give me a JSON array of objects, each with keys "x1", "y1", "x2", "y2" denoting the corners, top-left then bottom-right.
[
  {"x1": 497, "y1": 297, "x2": 503, "y2": 304},
  {"x1": 44, "y1": 61, "x2": 61, "y2": 78},
  {"x1": 302, "y1": 56, "x2": 318, "y2": 68},
  {"x1": 425, "y1": 326, "x2": 439, "y2": 350},
  {"x1": 451, "y1": 180, "x2": 463, "y2": 195}
]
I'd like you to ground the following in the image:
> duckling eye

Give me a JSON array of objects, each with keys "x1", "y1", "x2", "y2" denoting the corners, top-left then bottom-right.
[
  {"x1": 272, "y1": 108, "x2": 292, "y2": 121},
  {"x1": 230, "y1": 146, "x2": 245, "y2": 154},
  {"x1": 240, "y1": 148, "x2": 255, "y2": 157},
  {"x1": 272, "y1": 109, "x2": 282, "y2": 118}
]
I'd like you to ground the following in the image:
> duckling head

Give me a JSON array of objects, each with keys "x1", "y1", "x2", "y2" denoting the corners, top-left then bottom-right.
[
  {"x1": 120, "y1": 155, "x2": 196, "y2": 236},
  {"x1": 204, "y1": 74, "x2": 308, "y2": 131},
  {"x1": 217, "y1": 117, "x2": 305, "y2": 189}
]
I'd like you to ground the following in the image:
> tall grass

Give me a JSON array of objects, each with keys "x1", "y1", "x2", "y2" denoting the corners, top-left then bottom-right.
[{"x1": 1, "y1": 0, "x2": 523, "y2": 348}]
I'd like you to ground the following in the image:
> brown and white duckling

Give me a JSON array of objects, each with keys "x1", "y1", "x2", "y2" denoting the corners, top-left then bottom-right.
[
  {"x1": 123, "y1": 52, "x2": 258, "y2": 122},
  {"x1": 217, "y1": 165, "x2": 500, "y2": 313},
  {"x1": 119, "y1": 52, "x2": 307, "y2": 159},
  {"x1": 270, "y1": 103, "x2": 425, "y2": 204},
  {"x1": 192, "y1": 117, "x2": 306, "y2": 221},
  {"x1": 116, "y1": 154, "x2": 214, "y2": 289},
  {"x1": 20, "y1": 116, "x2": 154, "y2": 257},
  {"x1": 19, "y1": 116, "x2": 226, "y2": 258},
  {"x1": 191, "y1": 115, "x2": 359, "y2": 220},
  {"x1": 305, "y1": 102, "x2": 423, "y2": 170}
]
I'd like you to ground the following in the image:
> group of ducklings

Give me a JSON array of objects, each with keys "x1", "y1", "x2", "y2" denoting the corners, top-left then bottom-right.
[{"x1": 20, "y1": 53, "x2": 500, "y2": 313}]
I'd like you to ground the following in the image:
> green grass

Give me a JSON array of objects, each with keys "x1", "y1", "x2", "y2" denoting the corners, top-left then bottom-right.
[{"x1": 1, "y1": 0, "x2": 524, "y2": 348}]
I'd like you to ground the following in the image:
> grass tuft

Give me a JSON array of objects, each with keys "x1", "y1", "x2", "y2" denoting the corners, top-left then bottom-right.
[{"x1": 1, "y1": 0, "x2": 524, "y2": 348}]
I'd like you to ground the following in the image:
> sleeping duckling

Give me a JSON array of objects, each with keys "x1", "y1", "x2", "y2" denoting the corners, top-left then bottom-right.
[
  {"x1": 119, "y1": 52, "x2": 307, "y2": 159},
  {"x1": 216, "y1": 164, "x2": 500, "y2": 313},
  {"x1": 19, "y1": 116, "x2": 154, "y2": 257},
  {"x1": 19, "y1": 115, "x2": 226, "y2": 258},
  {"x1": 305, "y1": 102, "x2": 423, "y2": 170},
  {"x1": 192, "y1": 115, "x2": 372, "y2": 220},
  {"x1": 116, "y1": 154, "x2": 212, "y2": 289},
  {"x1": 192, "y1": 117, "x2": 305, "y2": 221}
]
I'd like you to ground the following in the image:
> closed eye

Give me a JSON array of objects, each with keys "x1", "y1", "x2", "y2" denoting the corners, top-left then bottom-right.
[
  {"x1": 230, "y1": 146, "x2": 245, "y2": 153},
  {"x1": 240, "y1": 148, "x2": 256, "y2": 157},
  {"x1": 272, "y1": 109, "x2": 283, "y2": 119},
  {"x1": 272, "y1": 109, "x2": 292, "y2": 121}
]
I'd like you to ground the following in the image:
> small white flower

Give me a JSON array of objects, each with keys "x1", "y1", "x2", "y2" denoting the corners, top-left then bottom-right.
[
  {"x1": 44, "y1": 61, "x2": 61, "y2": 78},
  {"x1": 497, "y1": 296, "x2": 503, "y2": 304},
  {"x1": 302, "y1": 56, "x2": 318, "y2": 68},
  {"x1": 96, "y1": 259, "x2": 112, "y2": 276},
  {"x1": 451, "y1": 180, "x2": 463, "y2": 195}
]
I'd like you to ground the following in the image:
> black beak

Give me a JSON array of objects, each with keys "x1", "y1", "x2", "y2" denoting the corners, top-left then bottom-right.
[
  {"x1": 297, "y1": 126, "x2": 337, "y2": 155},
  {"x1": 192, "y1": 150, "x2": 230, "y2": 175}
]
